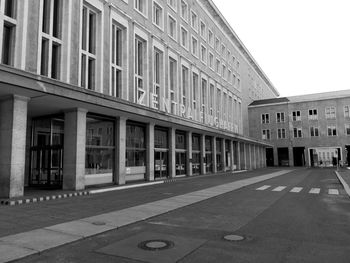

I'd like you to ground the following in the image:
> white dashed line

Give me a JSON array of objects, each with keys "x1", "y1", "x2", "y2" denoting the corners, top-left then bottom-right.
[
  {"x1": 309, "y1": 188, "x2": 321, "y2": 194},
  {"x1": 328, "y1": 189, "x2": 339, "y2": 195},
  {"x1": 256, "y1": 185, "x2": 271, "y2": 191},
  {"x1": 272, "y1": 186, "x2": 286, "y2": 192},
  {"x1": 290, "y1": 187, "x2": 303, "y2": 193}
]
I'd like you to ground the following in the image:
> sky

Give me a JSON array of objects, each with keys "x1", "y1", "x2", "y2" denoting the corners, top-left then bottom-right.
[{"x1": 212, "y1": 0, "x2": 350, "y2": 97}]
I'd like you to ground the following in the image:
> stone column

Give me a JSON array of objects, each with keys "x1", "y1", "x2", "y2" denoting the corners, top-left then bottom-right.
[
  {"x1": 212, "y1": 137, "x2": 217, "y2": 173},
  {"x1": 222, "y1": 139, "x2": 226, "y2": 171},
  {"x1": 253, "y1": 145, "x2": 256, "y2": 169},
  {"x1": 63, "y1": 108, "x2": 87, "y2": 191},
  {"x1": 263, "y1": 147, "x2": 267, "y2": 168},
  {"x1": 0, "y1": 95, "x2": 30, "y2": 198},
  {"x1": 273, "y1": 147, "x2": 278, "y2": 166},
  {"x1": 168, "y1": 127, "x2": 176, "y2": 178},
  {"x1": 237, "y1": 141, "x2": 242, "y2": 170},
  {"x1": 146, "y1": 122, "x2": 155, "y2": 181},
  {"x1": 115, "y1": 117, "x2": 127, "y2": 185},
  {"x1": 186, "y1": 131, "x2": 193, "y2": 176},
  {"x1": 288, "y1": 146, "x2": 294, "y2": 167},
  {"x1": 200, "y1": 134, "x2": 206, "y2": 175},
  {"x1": 230, "y1": 140, "x2": 235, "y2": 171}
]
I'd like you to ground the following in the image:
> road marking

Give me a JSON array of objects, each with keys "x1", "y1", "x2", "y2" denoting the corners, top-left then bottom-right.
[
  {"x1": 256, "y1": 185, "x2": 271, "y2": 191},
  {"x1": 328, "y1": 189, "x2": 339, "y2": 195},
  {"x1": 309, "y1": 188, "x2": 320, "y2": 194},
  {"x1": 290, "y1": 187, "x2": 303, "y2": 193},
  {"x1": 272, "y1": 186, "x2": 286, "y2": 192}
]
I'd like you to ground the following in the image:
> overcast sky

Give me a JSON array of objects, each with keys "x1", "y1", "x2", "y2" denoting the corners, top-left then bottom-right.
[{"x1": 213, "y1": 0, "x2": 350, "y2": 97}]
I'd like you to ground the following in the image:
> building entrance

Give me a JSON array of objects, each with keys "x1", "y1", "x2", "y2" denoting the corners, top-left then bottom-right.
[
  {"x1": 278, "y1": 147, "x2": 289, "y2": 166},
  {"x1": 309, "y1": 147, "x2": 341, "y2": 167},
  {"x1": 346, "y1": 145, "x2": 350, "y2": 167},
  {"x1": 30, "y1": 118, "x2": 64, "y2": 188},
  {"x1": 293, "y1": 147, "x2": 305, "y2": 166},
  {"x1": 266, "y1": 147, "x2": 274, "y2": 166},
  {"x1": 154, "y1": 151, "x2": 168, "y2": 179}
]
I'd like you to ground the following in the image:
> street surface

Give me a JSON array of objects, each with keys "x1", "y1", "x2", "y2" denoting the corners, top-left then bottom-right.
[{"x1": 4, "y1": 168, "x2": 350, "y2": 262}]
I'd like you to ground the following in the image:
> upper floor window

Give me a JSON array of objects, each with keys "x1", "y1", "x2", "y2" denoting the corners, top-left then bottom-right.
[
  {"x1": 81, "y1": 4, "x2": 98, "y2": 90},
  {"x1": 168, "y1": 15, "x2": 176, "y2": 40},
  {"x1": 344, "y1": 105, "x2": 350, "y2": 118},
  {"x1": 153, "y1": 48, "x2": 163, "y2": 109},
  {"x1": 191, "y1": 35, "x2": 198, "y2": 57},
  {"x1": 180, "y1": 0, "x2": 188, "y2": 21},
  {"x1": 168, "y1": 0, "x2": 176, "y2": 11},
  {"x1": 201, "y1": 78, "x2": 207, "y2": 119},
  {"x1": 261, "y1": 113, "x2": 269, "y2": 124},
  {"x1": 208, "y1": 29, "x2": 214, "y2": 47},
  {"x1": 181, "y1": 65, "x2": 189, "y2": 107},
  {"x1": 293, "y1": 127, "x2": 302, "y2": 138},
  {"x1": 40, "y1": 0, "x2": 62, "y2": 80},
  {"x1": 192, "y1": 72, "x2": 198, "y2": 111},
  {"x1": 277, "y1": 128, "x2": 286, "y2": 139},
  {"x1": 345, "y1": 124, "x2": 350, "y2": 136},
  {"x1": 325, "y1": 106, "x2": 336, "y2": 119},
  {"x1": 169, "y1": 57, "x2": 177, "y2": 114},
  {"x1": 135, "y1": 0, "x2": 147, "y2": 15},
  {"x1": 180, "y1": 26, "x2": 188, "y2": 49},
  {"x1": 327, "y1": 125, "x2": 337, "y2": 136},
  {"x1": 153, "y1": 2, "x2": 163, "y2": 29},
  {"x1": 276, "y1": 112, "x2": 285, "y2": 123},
  {"x1": 200, "y1": 20, "x2": 206, "y2": 39},
  {"x1": 221, "y1": 43, "x2": 225, "y2": 57},
  {"x1": 135, "y1": 36, "x2": 146, "y2": 104},
  {"x1": 215, "y1": 58, "x2": 220, "y2": 75},
  {"x1": 308, "y1": 109, "x2": 318, "y2": 120},
  {"x1": 111, "y1": 22, "x2": 125, "y2": 98},
  {"x1": 215, "y1": 37, "x2": 220, "y2": 53},
  {"x1": 190, "y1": 10, "x2": 198, "y2": 31},
  {"x1": 200, "y1": 44, "x2": 207, "y2": 64},
  {"x1": 292, "y1": 110, "x2": 301, "y2": 121},
  {"x1": 310, "y1": 126, "x2": 319, "y2": 137},
  {"x1": 262, "y1": 129, "x2": 270, "y2": 140},
  {"x1": 208, "y1": 52, "x2": 214, "y2": 69},
  {"x1": 0, "y1": 0, "x2": 17, "y2": 66}
]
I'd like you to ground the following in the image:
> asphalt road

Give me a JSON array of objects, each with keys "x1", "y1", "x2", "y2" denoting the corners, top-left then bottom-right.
[{"x1": 15, "y1": 168, "x2": 350, "y2": 263}]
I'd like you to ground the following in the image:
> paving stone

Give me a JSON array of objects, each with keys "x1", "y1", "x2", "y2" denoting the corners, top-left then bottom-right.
[{"x1": 0, "y1": 241, "x2": 36, "y2": 263}]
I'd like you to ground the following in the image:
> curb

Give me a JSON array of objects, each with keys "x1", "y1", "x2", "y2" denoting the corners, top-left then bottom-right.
[
  {"x1": 335, "y1": 171, "x2": 350, "y2": 198},
  {"x1": 0, "y1": 191, "x2": 90, "y2": 206}
]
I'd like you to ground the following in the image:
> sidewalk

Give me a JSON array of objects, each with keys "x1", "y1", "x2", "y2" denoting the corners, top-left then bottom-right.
[
  {"x1": 335, "y1": 168, "x2": 350, "y2": 198},
  {"x1": 0, "y1": 168, "x2": 293, "y2": 263}
]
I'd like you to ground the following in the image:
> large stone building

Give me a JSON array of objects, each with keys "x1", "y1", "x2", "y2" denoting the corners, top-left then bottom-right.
[
  {"x1": 248, "y1": 90, "x2": 350, "y2": 167},
  {"x1": 0, "y1": 0, "x2": 279, "y2": 199}
]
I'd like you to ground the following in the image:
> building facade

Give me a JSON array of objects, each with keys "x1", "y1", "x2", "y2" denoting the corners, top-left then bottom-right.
[
  {"x1": 248, "y1": 90, "x2": 350, "y2": 168},
  {"x1": 0, "y1": 0, "x2": 279, "y2": 198}
]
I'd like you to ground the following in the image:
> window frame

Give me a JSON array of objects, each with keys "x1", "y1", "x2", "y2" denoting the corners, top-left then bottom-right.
[
  {"x1": 190, "y1": 9, "x2": 198, "y2": 32},
  {"x1": 167, "y1": 13, "x2": 177, "y2": 41},
  {"x1": 180, "y1": 25, "x2": 188, "y2": 50},
  {"x1": 152, "y1": 0, "x2": 164, "y2": 30}
]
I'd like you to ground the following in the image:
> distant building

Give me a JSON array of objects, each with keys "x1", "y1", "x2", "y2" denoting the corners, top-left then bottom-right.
[
  {"x1": 0, "y1": 0, "x2": 278, "y2": 198},
  {"x1": 248, "y1": 90, "x2": 350, "y2": 167}
]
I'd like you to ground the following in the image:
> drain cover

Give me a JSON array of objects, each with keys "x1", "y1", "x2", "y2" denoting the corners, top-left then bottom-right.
[
  {"x1": 223, "y1": 234, "x2": 245, "y2": 241},
  {"x1": 138, "y1": 239, "x2": 174, "y2": 251}
]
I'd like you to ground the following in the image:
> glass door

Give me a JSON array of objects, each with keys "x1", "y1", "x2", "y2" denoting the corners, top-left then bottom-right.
[
  {"x1": 154, "y1": 151, "x2": 168, "y2": 179},
  {"x1": 176, "y1": 152, "x2": 186, "y2": 176}
]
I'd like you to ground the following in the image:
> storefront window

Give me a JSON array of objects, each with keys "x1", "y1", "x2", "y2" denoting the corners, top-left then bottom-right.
[
  {"x1": 155, "y1": 128, "x2": 168, "y2": 148},
  {"x1": 176, "y1": 131, "x2": 186, "y2": 149},
  {"x1": 126, "y1": 122, "x2": 146, "y2": 167},
  {"x1": 155, "y1": 127, "x2": 169, "y2": 179},
  {"x1": 205, "y1": 136, "x2": 212, "y2": 172},
  {"x1": 192, "y1": 134, "x2": 201, "y2": 174},
  {"x1": 85, "y1": 117, "x2": 114, "y2": 175}
]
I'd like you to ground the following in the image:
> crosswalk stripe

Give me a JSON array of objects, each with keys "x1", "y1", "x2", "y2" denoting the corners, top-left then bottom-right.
[
  {"x1": 272, "y1": 186, "x2": 286, "y2": 192},
  {"x1": 256, "y1": 185, "x2": 271, "y2": 191},
  {"x1": 290, "y1": 187, "x2": 303, "y2": 193},
  {"x1": 328, "y1": 189, "x2": 339, "y2": 195},
  {"x1": 309, "y1": 188, "x2": 320, "y2": 194}
]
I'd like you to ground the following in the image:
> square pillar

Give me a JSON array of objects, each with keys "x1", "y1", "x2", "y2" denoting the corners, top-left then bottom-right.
[
  {"x1": 115, "y1": 117, "x2": 127, "y2": 185},
  {"x1": 237, "y1": 141, "x2": 242, "y2": 170},
  {"x1": 212, "y1": 136, "x2": 217, "y2": 173},
  {"x1": 200, "y1": 134, "x2": 206, "y2": 175},
  {"x1": 186, "y1": 131, "x2": 193, "y2": 176},
  {"x1": 288, "y1": 146, "x2": 294, "y2": 167},
  {"x1": 252, "y1": 145, "x2": 256, "y2": 169},
  {"x1": 146, "y1": 122, "x2": 155, "y2": 181},
  {"x1": 221, "y1": 139, "x2": 226, "y2": 171},
  {"x1": 230, "y1": 140, "x2": 235, "y2": 171},
  {"x1": 169, "y1": 127, "x2": 176, "y2": 178},
  {"x1": 63, "y1": 108, "x2": 87, "y2": 191},
  {"x1": 0, "y1": 95, "x2": 30, "y2": 198},
  {"x1": 273, "y1": 147, "x2": 278, "y2": 166}
]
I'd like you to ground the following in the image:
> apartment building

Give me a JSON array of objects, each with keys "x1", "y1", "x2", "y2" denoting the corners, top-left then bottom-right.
[
  {"x1": 248, "y1": 90, "x2": 350, "y2": 167},
  {"x1": 0, "y1": 0, "x2": 279, "y2": 198}
]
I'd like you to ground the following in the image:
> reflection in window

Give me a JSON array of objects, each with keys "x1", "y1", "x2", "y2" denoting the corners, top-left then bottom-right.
[{"x1": 126, "y1": 123, "x2": 146, "y2": 167}]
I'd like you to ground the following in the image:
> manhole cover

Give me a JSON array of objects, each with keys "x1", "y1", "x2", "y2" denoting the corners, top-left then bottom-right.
[
  {"x1": 223, "y1": 234, "x2": 245, "y2": 242},
  {"x1": 138, "y1": 239, "x2": 174, "y2": 251},
  {"x1": 92, "y1": 221, "x2": 106, "y2": 226}
]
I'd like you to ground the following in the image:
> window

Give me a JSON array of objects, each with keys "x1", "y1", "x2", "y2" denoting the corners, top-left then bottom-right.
[
  {"x1": 153, "y1": 2, "x2": 163, "y2": 29},
  {"x1": 135, "y1": 0, "x2": 146, "y2": 15},
  {"x1": 208, "y1": 52, "x2": 214, "y2": 69},
  {"x1": 292, "y1": 110, "x2": 301, "y2": 121},
  {"x1": 39, "y1": 0, "x2": 62, "y2": 79},
  {"x1": 200, "y1": 20, "x2": 206, "y2": 40},
  {"x1": 180, "y1": 0, "x2": 188, "y2": 21},
  {"x1": 168, "y1": 0, "x2": 176, "y2": 10},
  {"x1": 81, "y1": 4, "x2": 97, "y2": 90},
  {"x1": 277, "y1": 128, "x2": 286, "y2": 139},
  {"x1": 222, "y1": 64, "x2": 226, "y2": 80},
  {"x1": 344, "y1": 106, "x2": 350, "y2": 118},
  {"x1": 168, "y1": 15, "x2": 176, "y2": 39},
  {"x1": 237, "y1": 78, "x2": 240, "y2": 90},
  {"x1": 192, "y1": 72, "x2": 198, "y2": 111},
  {"x1": 216, "y1": 88, "x2": 221, "y2": 119},
  {"x1": 325, "y1": 106, "x2": 336, "y2": 119},
  {"x1": 293, "y1": 128, "x2": 302, "y2": 138},
  {"x1": 227, "y1": 69, "x2": 232, "y2": 83},
  {"x1": 308, "y1": 109, "x2": 318, "y2": 120},
  {"x1": 221, "y1": 44, "x2": 225, "y2": 56},
  {"x1": 261, "y1": 113, "x2": 269, "y2": 124},
  {"x1": 276, "y1": 112, "x2": 285, "y2": 123},
  {"x1": 191, "y1": 36, "x2": 198, "y2": 57},
  {"x1": 135, "y1": 36, "x2": 146, "y2": 104},
  {"x1": 327, "y1": 125, "x2": 337, "y2": 136},
  {"x1": 345, "y1": 124, "x2": 350, "y2": 135},
  {"x1": 153, "y1": 48, "x2": 163, "y2": 109},
  {"x1": 215, "y1": 37, "x2": 220, "y2": 52},
  {"x1": 2, "y1": 21, "x2": 15, "y2": 65},
  {"x1": 227, "y1": 50, "x2": 231, "y2": 63},
  {"x1": 126, "y1": 123, "x2": 146, "y2": 167},
  {"x1": 169, "y1": 57, "x2": 177, "y2": 114},
  {"x1": 209, "y1": 83, "x2": 214, "y2": 115},
  {"x1": 200, "y1": 44, "x2": 207, "y2": 64},
  {"x1": 215, "y1": 58, "x2": 220, "y2": 75},
  {"x1": 181, "y1": 65, "x2": 188, "y2": 107},
  {"x1": 111, "y1": 22, "x2": 124, "y2": 98},
  {"x1": 310, "y1": 126, "x2": 319, "y2": 137},
  {"x1": 208, "y1": 29, "x2": 214, "y2": 47},
  {"x1": 201, "y1": 78, "x2": 207, "y2": 121},
  {"x1": 190, "y1": 10, "x2": 198, "y2": 31},
  {"x1": 180, "y1": 26, "x2": 188, "y2": 49},
  {"x1": 262, "y1": 129, "x2": 270, "y2": 140}
]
